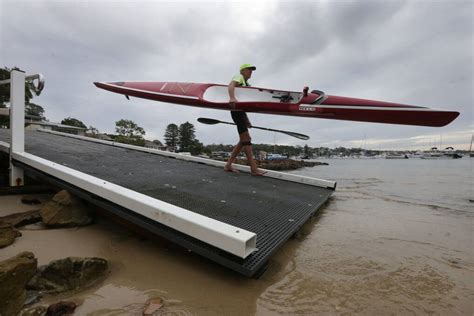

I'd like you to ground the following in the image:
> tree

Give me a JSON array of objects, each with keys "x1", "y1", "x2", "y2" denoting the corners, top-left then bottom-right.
[
  {"x1": 115, "y1": 119, "x2": 145, "y2": 137},
  {"x1": 303, "y1": 144, "x2": 311, "y2": 156},
  {"x1": 173, "y1": 121, "x2": 204, "y2": 154},
  {"x1": 164, "y1": 123, "x2": 179, "y2": 147},
  {"x1": 87, "y1": 126, "x2": 99, "y2": 138},
  {"x1": 114, "y1": 119, "x2": 145, "y2": 146},
  {"x1": 190, "y1": 140, "x2": 204, "y2": 155},
  {"x1": 152, "y1": 139, "x2": 163, "y2": 146},
  {"x1": 25, "y1": 103, "x2": 46, "y2": 120},
  {"x1": 61, "y1": 117, "x2": 87, "y2": 128},
  {"x1": 178, "y1": 121, "x2": 196, "y2": 152}
]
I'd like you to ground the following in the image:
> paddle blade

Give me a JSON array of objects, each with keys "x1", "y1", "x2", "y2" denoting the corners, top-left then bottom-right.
[
  {"x1": 282, "y1": 131, "x2": 310, "y2": 140},
  {"x1": 197, "y1": 117, "x2": 221, "y2": 125}
]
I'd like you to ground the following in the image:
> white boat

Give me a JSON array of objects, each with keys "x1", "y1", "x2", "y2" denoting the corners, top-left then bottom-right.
[
  {"x1": 443, "y1": 147, "x2": 463, "y2": 159},
  {"x1": 420, "y1": 147, "x2": 462, "y2": 159},
  {"x1": 385, "y1": 154, "x2": 409, "y2": 159},
  {"x1": 408, "y1": 152, "x2": 423, "y2": 158},
  {"x1": 266, "y1": 153, "x2": 288, "y2": 161}
]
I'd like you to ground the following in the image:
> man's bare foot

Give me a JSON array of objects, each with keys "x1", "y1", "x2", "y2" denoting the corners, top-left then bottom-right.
[
  {"x1": 251, "y1": 170, "x2": 266, "y2": 176},
  {"x1": 224, "y1": 166, "x2": 240, "y2": 173}
]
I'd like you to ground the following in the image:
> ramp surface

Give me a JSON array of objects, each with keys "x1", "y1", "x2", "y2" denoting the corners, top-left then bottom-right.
[{"x1": 0, "y1": 130, "x2": 333, "y2": 276}]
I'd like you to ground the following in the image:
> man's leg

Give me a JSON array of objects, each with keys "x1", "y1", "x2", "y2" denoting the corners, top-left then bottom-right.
[
  {"x1": 239, "y1": 132, "x2": 265, "y2": 176},
  {"x1": 224, "y1": 141, "x2": 243, "y2": 172},
  {"x1": 225, "y1": 111, "x2": 245, "y2": 172},
  {"x1": 242, "y1": 144, "x2": 265, "y2": 175}
]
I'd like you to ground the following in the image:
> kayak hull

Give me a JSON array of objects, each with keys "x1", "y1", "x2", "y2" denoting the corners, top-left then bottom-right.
[{"x1": 93, "y1": 81, "x2": 459, "y2": 127}]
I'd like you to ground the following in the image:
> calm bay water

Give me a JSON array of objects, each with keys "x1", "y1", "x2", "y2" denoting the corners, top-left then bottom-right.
[
  {"x1": 295, "y1": 157, "x2": 473, "y2": 213},
  {"x1": 2, "y1": 158, "x2": 472, "y2": 315}
]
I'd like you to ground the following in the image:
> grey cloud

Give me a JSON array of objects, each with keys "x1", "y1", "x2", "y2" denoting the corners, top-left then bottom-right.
[{"x1": 0, "y1": 0, "x2": 472, "y2": 150}]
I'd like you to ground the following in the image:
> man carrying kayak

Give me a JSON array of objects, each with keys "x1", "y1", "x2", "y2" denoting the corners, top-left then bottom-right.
[{"x1": 224, "y1": 63, "x2": 266, "y2": 176}]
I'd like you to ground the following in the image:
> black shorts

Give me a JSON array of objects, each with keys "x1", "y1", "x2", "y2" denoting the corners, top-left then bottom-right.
[{"x1": 230, "y1": 111, "x2": 248, "y2": 135}]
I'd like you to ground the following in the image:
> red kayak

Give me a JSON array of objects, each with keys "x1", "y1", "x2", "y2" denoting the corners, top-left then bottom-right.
[{"x1": 93, "y1": 81, "x2": 459, "y2": 127}]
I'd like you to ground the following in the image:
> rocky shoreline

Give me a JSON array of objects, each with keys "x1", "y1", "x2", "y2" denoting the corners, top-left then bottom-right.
[
  {"x1": 1, "y1": 252, "x2": 108, "y2": 316},
  {"x1": 0, "y1": 190, "x2": 165, "y2": 316},
  {"x1": 235, "y1": 158, "x2": 328, "y2": 171}
]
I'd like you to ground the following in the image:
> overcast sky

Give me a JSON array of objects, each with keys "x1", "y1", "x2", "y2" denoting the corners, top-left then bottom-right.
[{"x1": 1, "y1": 0, "x2": 472, "y2": 150}]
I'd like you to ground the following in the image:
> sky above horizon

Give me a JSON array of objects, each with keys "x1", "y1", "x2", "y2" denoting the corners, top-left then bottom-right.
[{"x1": 1, "y1": 0, "x2": 472, "y2": 150}]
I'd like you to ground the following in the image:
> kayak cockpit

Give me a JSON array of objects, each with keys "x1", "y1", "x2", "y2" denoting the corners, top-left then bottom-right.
[{"x1": 202, "y1": 85, "x2": 303, "y2": 104}]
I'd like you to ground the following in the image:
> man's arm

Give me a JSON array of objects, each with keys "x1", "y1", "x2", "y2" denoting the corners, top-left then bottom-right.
[
  {"x1": 228, "y1": 80, "x2": 238, "y2": 100},
  {"x1": 228, "y1": 80, "x2": 238, "y2": 107}
]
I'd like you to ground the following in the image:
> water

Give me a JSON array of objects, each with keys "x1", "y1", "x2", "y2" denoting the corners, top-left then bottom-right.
[
  {"x1": 295, "y1": 158, "x2": 472, "y2": 213},
  {"x1": 256, "y1": 158, "x2": 473, "y2": 315},
  {"x1": 1, "y1": 159, "x2": 472, "y2": 315}
]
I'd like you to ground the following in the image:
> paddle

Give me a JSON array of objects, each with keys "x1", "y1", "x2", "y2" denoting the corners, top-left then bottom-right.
[{"x1": 197, "y1": 117, "x2": 310, "y2": 140}]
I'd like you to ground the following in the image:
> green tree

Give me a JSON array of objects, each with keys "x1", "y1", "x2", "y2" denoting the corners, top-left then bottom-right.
[
  {"x1": 114, "y1": 119, "x2": 145, "y2": 146},
  {"x1": 25, "y1": 103, "x2": 46, "y2": 120},
  {"x1": 303, "y1": 144, "x2": 311, "y2": 157},
  {"x1": 190, "y1": 140, "x2": 204, "y2": 155},
  {"x1": 87, "y1": 126, "x2": 99, "y2": 138},
  {"x1": 61, "y1": 117, "x2": 87, "y2": 128},
  {"x1": 164, "y1": 123, "x2": 179, "y2": 147},
  {"x1": 178, "y1": 121, "x2": 196, "y2": 152}
]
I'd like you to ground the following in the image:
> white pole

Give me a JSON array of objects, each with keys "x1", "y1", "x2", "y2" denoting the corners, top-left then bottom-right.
[{"x1": 9, "y1": 70, "x2": 25, "y2": 186}]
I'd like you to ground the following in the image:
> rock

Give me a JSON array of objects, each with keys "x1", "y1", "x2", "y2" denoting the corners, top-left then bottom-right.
[
  {"x1": 40, "y1": 190, "x2": 93, "y2": 227},
  {"x1": 143, "y1": 297, "x2": 163, "y2": 315},
  {"x1": 24, "y1": 290, "x2": 42, "y2": 306},
  {"x1": 0, "y1": 221, "x2": 22, "y2": 248},
  {"x1": 45, "y1": 301, "x2": 77, "y2": 316},
  {"x1": 0, "y1": 252, "x2": 38, "y2": 316},
  {"x1": 0, "y1": 210, "x2": 42, "y2": 228},
  {"x1": 235, "y1": 158, "x2": 328, "y2": 171},
  {"x1": 20, "y1": 305, "x2": 47, "y2": 316},
  {"x1": 27, "y1": 257, "x2": 108, "y2": 294},
  {"x1": 21, "y1": 197, "x2": 42, "y2": 205}
]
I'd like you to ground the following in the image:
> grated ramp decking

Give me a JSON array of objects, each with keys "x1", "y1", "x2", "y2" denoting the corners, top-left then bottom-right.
[{"x1": 0, "y1": 130, "x2": 333, "y2": 277}]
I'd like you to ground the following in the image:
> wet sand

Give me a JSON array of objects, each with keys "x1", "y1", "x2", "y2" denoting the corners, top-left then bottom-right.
[{"x1": 0, "y1": 159, "x2": 473, "y2": 315}]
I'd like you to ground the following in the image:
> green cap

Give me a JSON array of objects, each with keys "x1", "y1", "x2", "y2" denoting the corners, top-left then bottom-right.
[{"x1": 240, "y1": 63, "x2": 256, "y2": 71}]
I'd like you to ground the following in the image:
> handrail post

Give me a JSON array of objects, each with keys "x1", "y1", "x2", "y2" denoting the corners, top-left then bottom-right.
[{"x1": 9, "y1": 70, "x2": 25, "y2": 186}]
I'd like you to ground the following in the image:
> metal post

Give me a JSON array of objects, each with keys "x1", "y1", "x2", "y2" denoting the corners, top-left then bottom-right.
[{"x1": 9, "y1": 70, "x2": 25, "y2": 186}]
